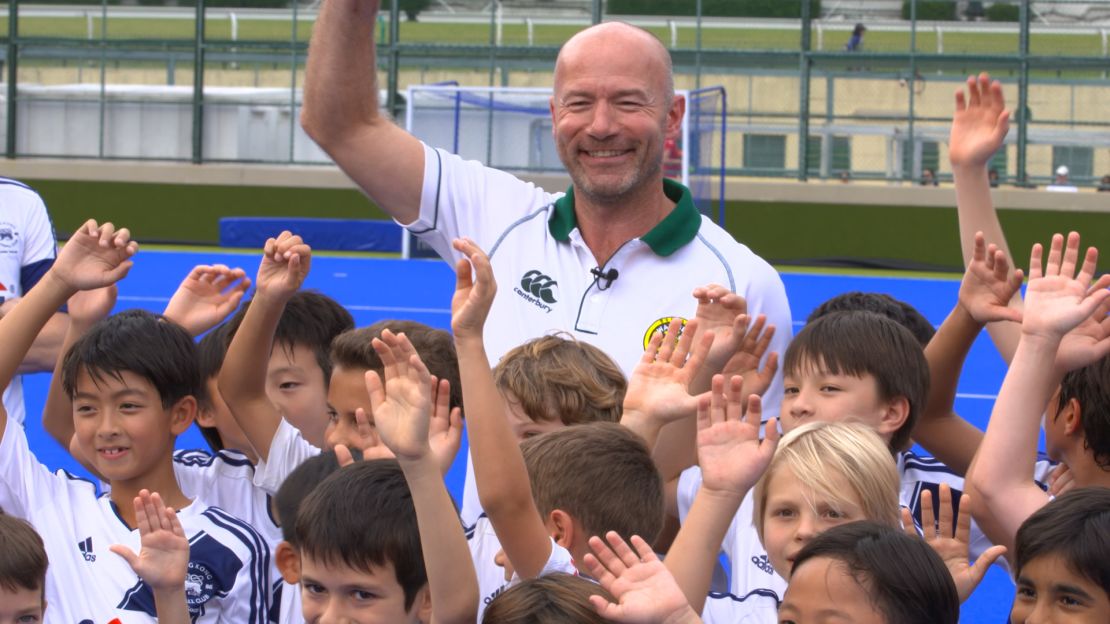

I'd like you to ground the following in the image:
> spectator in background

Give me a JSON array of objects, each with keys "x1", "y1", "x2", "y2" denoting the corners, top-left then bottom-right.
[
  {"x1": 1045, "y1": 165, "x2": 1078, "y2": 192},
  {"x1": 920, "y1": 168, "x2": 939, "y2": 186},
  {"x1": 988, "y1": 167, "x2": 1000, "y2": 188},
  {"x1": 845, "y1": 23, "x2": 866, "y2": 52},
  {"x1": 1098, "y1": 174, "x2": 1110, "y2": 192},
  {"x1": 839, "y1": 171, "x2": 851, "y2": 183}
]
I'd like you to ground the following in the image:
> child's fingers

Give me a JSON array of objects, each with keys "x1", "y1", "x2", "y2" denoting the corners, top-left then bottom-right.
[
  {"x1": 587, "y1": 535, "x2": 625, "y2": 578},
  {"x1": 763, "y1": 416, "x2": 780, "y2": 447},
  {"x1": 334, "y1": 444, "x2": 356, "y2": 468},
  {"x1": 954, "y1": 86, "x2": 967, "y2": 112},
  {"x1": 970, "y1": 545, "x2": 1009, "y2": 583},
  {"x1": 900, "y1": 507, "x2": 918, "y2": 539},
  {"x1": 1078, "y1": 245, "x2": 1100, "y2": 286},
  {"x1": 1045, "y1": 233, "x2": 1065, "y2": 277},
  {"x1": 628, "y1": 535, "x2": 656, "y2": 563},
  {"x1": 657, "y1": 319, "x2": 682, "y2": 363},
  {"x1": 133, "y1": 494, "x2": 153, "y2": 535},
  {"x1": 751, "y1": 319, "x2": 775, "y2": 359},
  {"x1": 742, "y1": 394, "x2": 762, "y2": 428},
  {"x1": 967, "y1": 75, "x2": 981, "y2": 107},
  {"x1": 685, "y1": 328, "x2": 714, "y2": 377},
  {"x1": 708, "y1": 375, "x2": 726, "y2": 426},
  {"x1": 1028, "y1": 243, "x2": 1044, "y2": 280},
  {"x1": 937, "y1": 484, "x2": 954, "y2": 537},
  {"x1": 108, "y1": 544, "x2": 141, "y2": 571},
  {"x1": 148, "y1": 491, "x2": 169, "y2": 532},
  {"x1": 695, "y1": 392, "x2": 712, "y2": 433},
  {"x1": 761, "y1": 352, "x2": 780, "y2": 380},
  {"x1": 954, "y1": 490, "x2": 973, "y2": 546},
  {"x1": 582, "y1": 553, "x2": 614, "y2": 590},
  {"x1": 589, "y1": 595, "x2": 618, "y2": 618},
  {"x1": 365, "y1": 371, "x2": 386, "y2": 412},
  {"x1": 166, "y1": 506, "x2": 185, "y2": 539},
  {"x1": 671, "y1": 318, "x2": 698, "y2": 365},
  {"x1": 604, "y1": 530, "x2": 640, "y2": 570},
  {"x1": 920, "y1": 489, "x2": 936, "y2": 540}
]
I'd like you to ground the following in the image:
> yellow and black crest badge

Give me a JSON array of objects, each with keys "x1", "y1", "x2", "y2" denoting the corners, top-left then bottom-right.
[{"x1": 643, "y1": 316, "x2": 688, "y2": 350}]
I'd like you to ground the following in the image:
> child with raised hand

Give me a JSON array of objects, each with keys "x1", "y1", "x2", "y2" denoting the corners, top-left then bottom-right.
[
  {"x1": 110, "y1": 489, "x2": 192, "y2": 624},
  {"x1": 585, "y1": 533, "x2": 702, "y2": 624},
  {"x1": 364, "y1": 328, "x2": 479, "y2": 623},
  {"x1": 968, "y1": 232, "x2": 1110, "y2": 555},
  {"x1": 0, "y1": 220, "x2": 270, "y2": 622},
  {"x1": 949, "y1": 72, "x2": 1022, "y2": 362},
  {"x1": 0, "y1": 513, "x2": 49, "y2": 624}
]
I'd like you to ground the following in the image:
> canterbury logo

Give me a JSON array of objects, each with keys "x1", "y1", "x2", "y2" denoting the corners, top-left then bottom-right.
[{"x1": 520, "y1": 270, "x2": 558, "y2": 304}]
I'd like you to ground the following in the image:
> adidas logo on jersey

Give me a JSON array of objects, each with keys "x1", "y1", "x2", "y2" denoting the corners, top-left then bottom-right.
[
  {"x1": 514, "y1": 270, "x2": 557, "y2": 313},
  {"x1": 78, "y1": 536, "x2": 96, "y2": 562},
  {"x1": 752, "y1": 554, "x2": 774, "y2": 574}
]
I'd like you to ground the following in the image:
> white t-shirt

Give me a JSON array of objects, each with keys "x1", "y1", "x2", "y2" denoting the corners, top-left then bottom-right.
[
  {"x1": 406, "y1": 144, "x2": 794, "y2": 527},
  {"x1": 0, "y1": 178, "x2": 62, "y2": 425},
  {"x1": 701, "y1": 591, "x2": 780, "y2": 624},
  {"x1": 0, "y1": 414, "x2": 271, "y2": 623},
  {"x1": 467, "y1": 515, "x2": 577, "y2": 622},
  {"x1": 677, "y1": 467, "x2": 788, "y2": 604},
  {"x1": 253, "y1": 418, "x2": 323, "y2": 496}
]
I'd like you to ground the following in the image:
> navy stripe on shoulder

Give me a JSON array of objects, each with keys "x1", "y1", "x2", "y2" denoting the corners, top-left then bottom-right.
[
  {"x1": 204, "y1": 507, "x2": 270, "y2": 624},
  {"x1": 707, "y1": 587, "x2": 782, "y2": 605},
  {"x1": 0, "y1": 178, "x2": 33, "y2": 191},
  {"x1": 408, "y1": 148, "x2": 442, "y2": 236}
]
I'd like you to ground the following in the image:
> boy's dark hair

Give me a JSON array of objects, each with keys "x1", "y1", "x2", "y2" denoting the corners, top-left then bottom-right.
[
  {"x1": 807, "y1": 292, "x2": 935, "y2": 347},
  {"x1": 494, "y1": 334, "x2": 625, "y2": 426},
  {"x1": 1015, "y1": 486, "x2": 1110, "y2": 596},
  {"x1": 274, "y1": 448, "x2": 361, "y2": 544},
  {"x1": 294, "y1": 459, "x2": 426, "y2": 610},
  {"x1": 225, "y1": 290, "x2": 354, "y2": 386},
  {"x1": 61, "y1": 309, "x2": 202, "y2": 408},
  {"x1": 330, "y1": 320, "x2": 462, "y2": 411},
  {"x1": 784, "y1": 311, "x2": 929, "y2": 452},
  {"x1": 196, "y1": 324, "x2": 231, "y2": 451},
  {"x1": 0, "y1": 512, "x2": 48, "y2": 594},
  {"x1": 520, "y1": 422, "x2": 663, "y2": 544},
  {"x1": 482, "y1": 573, "x2": 615, "y2": 624},
  {"x1": 791, "y1": 521, "x2": 959, "y2": 624},
  {"x1": 1057, "y1": 355, "x2": 1110, "y2": 469}
]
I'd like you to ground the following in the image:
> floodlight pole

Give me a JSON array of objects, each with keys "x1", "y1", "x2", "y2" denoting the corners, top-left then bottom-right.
[
  {"x1": 1016, "y1": 0, "x2": 1030, "y2": 185},
  {"x1": 5, "y1": 0, "x2": 17, "y2": 158},
  {"x1": 386, "y1": 0, "x2": 401, "y2": 118},
  {"x1": 797, "y1": 0, "x2": 812, "y2": 182},
  {"x1": 591, "y1": 0, "x2": 602, "y2": 24}
]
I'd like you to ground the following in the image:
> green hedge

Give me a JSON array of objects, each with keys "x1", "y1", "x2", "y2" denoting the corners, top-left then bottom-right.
[
  {"x1": 901, "y1": 1, "x2": 958, "y2": 20},
  {"x1": 607, "y1": 0, "x2": 821, "y2": 18},
  {"x1": 986, "y1": 2, "x2": 1020, "y2": 21}
]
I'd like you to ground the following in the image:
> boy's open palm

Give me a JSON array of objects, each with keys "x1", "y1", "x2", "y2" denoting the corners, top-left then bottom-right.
[
  {"x1": 949, "y1": 73, "x2": 1010, "y2": 168},
  {"x1": 624, "y1": 318, "x2": 710, "y2": 426},
  {"x1": 365, "y1": 330, "x2": 434, "y2": 462},
  {"x1": 450, "y1": 238, "x2": 496, "y2": 339},
  {"x1": 54, "y1": 220, "x2": 138, "y2": 291},
  {"x1": 164, "y1": 264, "x2": 251, "y2": 336},
  {"x1": 110, "y1": 490, "x2": 189, "y2": 591},
  {"x1": 585, "y1": 533, "x2": 699, "y2": 624},
  {"x1": 697, "y1": 375, "x2": 779, "y2": 496},
  {"x1": 256, "y1": 231, "x2": 311, "y2": 297},
  {"x1": 959, "y1": 231, "x2": 1024, "y2": 324},
  {"x1": 718, "y1": 314, "x2": 778, "y2": 401},
  {"x1": 1023, "y1": 233, "x2": 1110, "y2": 344}
]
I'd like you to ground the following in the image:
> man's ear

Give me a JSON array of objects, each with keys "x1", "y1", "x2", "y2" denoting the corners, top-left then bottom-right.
[
  {"x1": 665, "y1": 93, "x2": 686, "y2": 138},
  {"x1": 877, "y1": 396, "x2": 911, "y2": 441},
  {"x1": 169, "y1": 396, "x2": 198, "y2": 435},
  {"x1": 1062, "y1": 397, "x2": 1083, "y2": 436},
  {"x1": 275, "y1": 541, "x2": 301, "y2": 585}
]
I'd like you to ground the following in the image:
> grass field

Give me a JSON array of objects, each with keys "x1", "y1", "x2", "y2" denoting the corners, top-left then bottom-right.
[{"x1": 2, "y1": 15, "x2": 1106, "y2": 56}]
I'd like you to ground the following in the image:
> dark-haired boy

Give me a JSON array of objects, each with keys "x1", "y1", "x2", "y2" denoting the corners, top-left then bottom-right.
[
  {"x1": 0, "y1": 221, "x2": 269, "y2": 622},
  {"x1": 0, "y1": 513, "x2": 49, "y2": 623},
  {"x1": 451, "y1": 238, "x2": 664, "y2": 620}
]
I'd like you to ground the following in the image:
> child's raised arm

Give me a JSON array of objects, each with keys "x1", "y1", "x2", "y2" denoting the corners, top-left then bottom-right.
[
  {"x1": 109, "y1": 490, "x2": 191, "y2": 624},
  {"x1": 0, "y1": 220, "x2": 136, "y2": 436},
  {"x1": 584, "y1": 532, "x2": 703, "y2": 624},
  {"x1": 968, "y1": 233, "x2": 1110, "y2": 553},
  {"x1": 915, "y1": 232, "x2": 1023, "y2": 474},
  {"x1": 163, "y1": 264, "x2": 251, "y2": 337},
  {"x1": 450, "y1": 237, "x2": 552, "y2": 580},
  {"x1": 366, "y1": 330, "x2": 478, "y2": 624},
  {"x1": 664, "y1": 376, "x2": 778, "y2": 612},
  {"x1": 950, "y1": 72, "x2": 1022, "y2": 363},
  {"x1": 218, "y1": 232, "x2": 310, "y2": 461}
]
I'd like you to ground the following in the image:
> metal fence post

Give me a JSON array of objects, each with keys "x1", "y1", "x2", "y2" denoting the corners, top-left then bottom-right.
[
  {"x1": 1017, "y1": 0, "x2": 1030, "y2": 185},
  {"x1": 192, "y1": 0, "x2": 206, "y2": 164},
  {"x1": 5, "y1": 0, "x2": 18, "y2": 158},
  {"x1": 797, "y1": 0, "x2": 812, "y2": 181},
  {"x1": 591, "y1": 0, "x2": 602, "y2": 25},
  {"x1": 907, "y1": 0, "x2": 918, "y2": 183}
]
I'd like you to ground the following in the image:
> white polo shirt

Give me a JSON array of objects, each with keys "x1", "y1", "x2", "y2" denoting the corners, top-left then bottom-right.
[
  {"x1": 406, "y1": 144, "x2": 793, "y2": 526},
  {"x1": 0, "y1": 178, "x2": 61, "y2": 425}
]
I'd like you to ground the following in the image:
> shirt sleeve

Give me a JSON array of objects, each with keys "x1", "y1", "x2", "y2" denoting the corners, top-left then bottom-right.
[
  {"x1": 252, "y1": 418, "x2": 322, "y2": 494},
  {"x1": 0, "y1": 412, "x2": 68, "y2": 517},
  {"x1": 19, "y1": 192, "x2": 58, "y2": 294},
  {"x1": 401, "y1": 143, "x2": 557, "y2": 261}
]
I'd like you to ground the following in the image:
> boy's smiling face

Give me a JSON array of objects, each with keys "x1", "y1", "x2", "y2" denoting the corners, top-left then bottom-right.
[
  {"x1": 780, "y1": 360, "x2": 907, "y2": 446},
  {"x1": 1011, "y1": 553, "x2": 1110, "y2": 623},
  {"x1": 299, "y1": 555, "x2": 428, "y2": 624},
  {"x1": 71, "y1": 368, "x2": 190, "y2": 484}
]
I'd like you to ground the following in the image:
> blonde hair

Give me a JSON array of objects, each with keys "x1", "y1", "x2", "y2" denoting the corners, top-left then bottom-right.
[
  {"x1": 494, "y1": 334, "x2": 625, "y2": 426},
  {"x1": 753, "y1": 421, "x2": 901, "y2": 538}
]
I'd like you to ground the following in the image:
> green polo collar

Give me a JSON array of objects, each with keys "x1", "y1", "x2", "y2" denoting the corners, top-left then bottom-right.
[{"x1": 549, "y1": 178, "x2": 701, "y2": 257}]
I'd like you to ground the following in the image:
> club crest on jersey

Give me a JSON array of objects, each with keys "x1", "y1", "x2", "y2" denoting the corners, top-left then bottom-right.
[
  {"x1": 643, "y1": 316, "x2": 688, "y2": 350},
  {"x1": 185, "y1": 560, "x2": 218, "y2": 607},
  {"x1": 0, "y1": 222, "x2": 18, "y2": 250},
  {"x1": 515, "y1": 269, "x2": 557, "y2": 313}
]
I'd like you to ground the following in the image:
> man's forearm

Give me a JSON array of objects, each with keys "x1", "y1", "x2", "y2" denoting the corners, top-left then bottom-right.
[{"x1": 0, "y1": 299, "x2": 70, "y2": 374}]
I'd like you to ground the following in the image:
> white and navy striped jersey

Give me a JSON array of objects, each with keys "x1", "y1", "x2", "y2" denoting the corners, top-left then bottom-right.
[
  {"x1": 0, "y1": 414, "x2": 271, "y2": 623},
  {"x1": 701, "y1": 591, "x2": 780, "y2": 624},
  {"x1": 0, "y1": 178, "x2": 60, "y2": 424}
]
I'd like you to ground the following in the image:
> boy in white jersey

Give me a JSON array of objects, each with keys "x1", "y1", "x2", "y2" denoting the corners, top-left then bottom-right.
[
  {"x1": 0, "y1": 220, "x2": 270, "y2": 623},
  {"x1": 0, "y1": 512, "x2": 49, "y2": 624}
]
